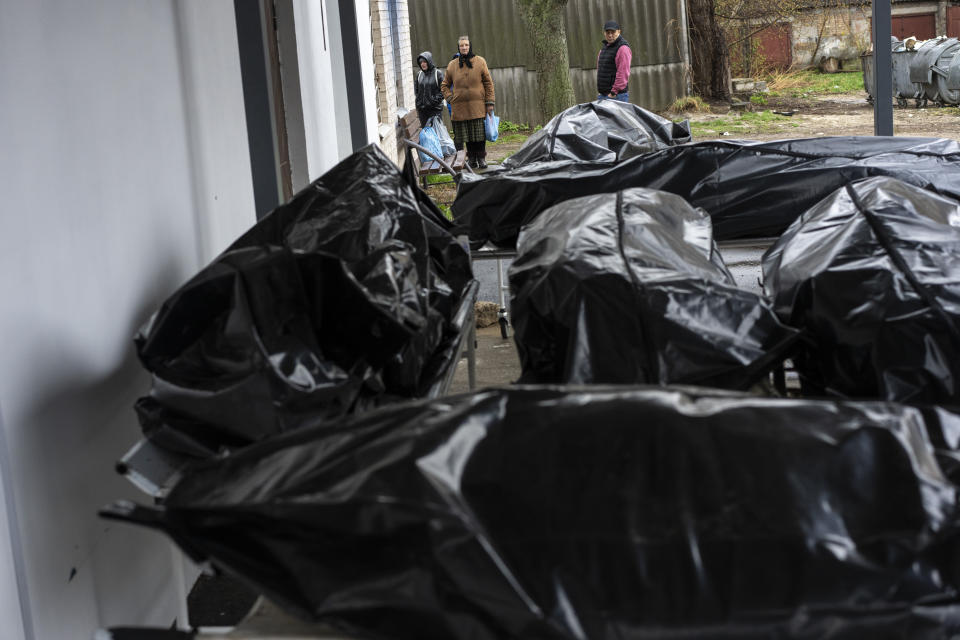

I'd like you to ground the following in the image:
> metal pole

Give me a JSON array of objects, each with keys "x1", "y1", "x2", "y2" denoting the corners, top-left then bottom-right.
[
  {"x1": 872, "y1": 0, "x2": 894, "y2": 136},
  {"x1": 467, "y1": 322, "x2": 477, "y2": 390},
  {"x1": 497, "y1": 258, "x2": 506, "y2": 310},
  {"x1": 678, "y1": 0, "x2": 694, "y2": 96}
]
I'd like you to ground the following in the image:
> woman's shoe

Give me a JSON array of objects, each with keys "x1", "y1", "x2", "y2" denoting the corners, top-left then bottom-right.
[{"x1": 477, "y1": 158, "x2": 488, "y2": 169}]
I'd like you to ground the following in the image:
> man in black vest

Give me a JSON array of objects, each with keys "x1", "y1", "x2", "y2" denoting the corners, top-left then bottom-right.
[{"x1": 596, "y1": 20, "x2": 632, "y2": 102}]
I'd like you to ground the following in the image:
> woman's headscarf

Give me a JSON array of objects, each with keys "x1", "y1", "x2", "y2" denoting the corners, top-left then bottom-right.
[{"x1": 458, "y1": 40, "x2": 475, "y2": 68}]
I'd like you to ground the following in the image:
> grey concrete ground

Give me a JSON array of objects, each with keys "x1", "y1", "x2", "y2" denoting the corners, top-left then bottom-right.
[
  {"x1": 449, "y1": 324, "x2": 522, "y2": 393},
  {"x1": 470, "y1": 255, "x2": 513, "y2": 311}
]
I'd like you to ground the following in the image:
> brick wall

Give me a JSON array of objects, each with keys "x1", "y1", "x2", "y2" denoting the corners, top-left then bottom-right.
[
  {"x1": 735, "y1": 1, "x2": 958, "y2": 73},
  {"x1": 369, "y1": 0, "x2": 415, "y2": 166},
  {"x1": 790, "y1": 6, "x2": 872, "y2": 68}
]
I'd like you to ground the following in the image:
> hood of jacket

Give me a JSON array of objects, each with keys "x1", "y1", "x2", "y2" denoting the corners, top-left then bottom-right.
[{"x1": 417, "y1": 51, "x2": 436, "y2": 71}]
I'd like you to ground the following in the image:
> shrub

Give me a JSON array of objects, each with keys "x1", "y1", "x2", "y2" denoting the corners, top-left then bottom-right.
[{"x1": 670, "y1": 95, "x2": 710, "y2": 113}]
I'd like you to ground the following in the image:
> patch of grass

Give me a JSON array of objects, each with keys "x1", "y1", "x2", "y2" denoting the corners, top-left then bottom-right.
[
  {"x1": 931, "y1": 106, "x2": 960, "y2": 116},
  {"x1": 437, "y1": 203, "x2": 453, "y2": 220},
  {"x1": 425, "y1": 174, "x2": 455, "y2": 185},
  {"x1": 689, "y1": 110, "x2": 800, "y2": 138},
  {"x1": 766, "y1": 69, "x2": 864, "y2": 97},
  {"x1": 670, "y1": 95, "x2": 710, "y2": 113},
  {"x1": 492, "y1": 133, "x2": 528, "y2": 145},
  {"x1": 750, "y1": 93, "x2": 767, "y2": 105}
]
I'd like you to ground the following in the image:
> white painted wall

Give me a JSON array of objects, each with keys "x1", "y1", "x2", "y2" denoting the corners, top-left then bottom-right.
[
  {"x1": 176, "y1": 1, "x2": 259, "y2": 262},
  {"x1": 293, "y1": 0, "x2": 380, "y2": 181},
  {"x1": 325, "y1": 0, "x2": 360, "y2": 160},
  {"x1": 294, "y1": 0, "x2": 345, "y2": 180},
  {"x1": 357, "y1": 0, "x2": 383, "y2": 150},
  {"x1": 0, "y1": 0, "x2": 255, "y2": 637}
]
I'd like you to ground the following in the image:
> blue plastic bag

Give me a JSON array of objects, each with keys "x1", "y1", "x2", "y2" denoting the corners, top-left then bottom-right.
[
  {"x1": 485, "y1": 112, "x2": 500, "y2": 143},
  {"x1": 418, "y1": 126, "x2": 443, "y2": 163}
]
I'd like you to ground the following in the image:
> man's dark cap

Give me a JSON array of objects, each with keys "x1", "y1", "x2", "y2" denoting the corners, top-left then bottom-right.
[{"x1": 603, "y1": 20, "x2": 620, "y2": 31}]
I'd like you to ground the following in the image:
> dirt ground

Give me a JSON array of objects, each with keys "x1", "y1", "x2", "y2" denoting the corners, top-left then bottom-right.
[
  {"x1": 427, "y1": 137, "x2": 532, "y2": 207},
  {"x1": 687, "y1": 93, "x2": 960, "y2": 141}
]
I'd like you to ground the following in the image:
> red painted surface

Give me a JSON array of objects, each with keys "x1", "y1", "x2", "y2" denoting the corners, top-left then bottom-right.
[
  {"x1": 948, "y1": 6, "x2": 960, "y2": 38},
  {"x1": 892, "y1": 13, "x2": 936, "y2": 40},
  {"x1": 757, "y1": 22, "x2": 792, "y2": 69}
]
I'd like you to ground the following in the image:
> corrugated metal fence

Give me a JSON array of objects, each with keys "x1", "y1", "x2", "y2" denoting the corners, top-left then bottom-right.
[{"x1": 408, "y1": 0, "x2": 689, "y2": 125}]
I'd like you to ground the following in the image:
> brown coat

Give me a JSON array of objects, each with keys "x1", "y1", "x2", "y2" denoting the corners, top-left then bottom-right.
[{"x1": 441, "y1": 55, "x2": 495, "y2": 121}]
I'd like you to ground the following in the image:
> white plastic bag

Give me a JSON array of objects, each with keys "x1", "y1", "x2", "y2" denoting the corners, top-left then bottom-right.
[{"x1": 426, "y1": 115, "x2": 456, "y2": 156}]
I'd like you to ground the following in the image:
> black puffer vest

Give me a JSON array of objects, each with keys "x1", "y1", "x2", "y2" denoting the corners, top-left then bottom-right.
[{"x1": 597, "y1": 35, "x2": 629, "y2": 95}]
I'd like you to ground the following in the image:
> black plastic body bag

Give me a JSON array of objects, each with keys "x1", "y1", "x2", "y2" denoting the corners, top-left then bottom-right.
[
  {"x1": 452, "y1": 136, "x2": 960, "y2": 248},
  {"x1": 501, "y1": 100, "x2": 691, "y2": 167},
  {"x1": 104, "y1": 386, "x2": 960, "y2": 640},
  {"x1": 509, "y1": 188, "x2": 798, "y2": 387},
  {"x1": 764, "y1": 176, "x2": 960, "y2": 403},
  {"x1": 133, "y1": 145, "x2": 474, "y2": 458}
]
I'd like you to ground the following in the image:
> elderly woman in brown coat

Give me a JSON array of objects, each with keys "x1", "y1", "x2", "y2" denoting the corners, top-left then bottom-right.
[{"x1": 441, "y1": 35, "x2": 495, "y2": 169}]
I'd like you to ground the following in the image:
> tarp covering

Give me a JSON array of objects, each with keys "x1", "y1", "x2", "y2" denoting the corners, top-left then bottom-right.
[
  {"x1": 133, "y1": 144, "x2": 474, "y2": 458},
  {"x1": 502, "y1": 100, "x2": 691, "y2": 168},
  {"x1": 509, "y1": 189, "x2": 798, "y2": 387},
  {"x1": 452, "y1": 136, "x2": 960, "y2": 248},
  {"x1": 103, "y1": 386, "x2": 960, "y2": 639},
  {"x1": 763, "y1": 176, "x2": 960, "y2": 403}
]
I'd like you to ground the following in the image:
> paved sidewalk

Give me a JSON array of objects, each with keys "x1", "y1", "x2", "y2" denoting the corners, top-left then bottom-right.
[{"x1": 449, "y1": 324, "x2": 522, "y2": 394}]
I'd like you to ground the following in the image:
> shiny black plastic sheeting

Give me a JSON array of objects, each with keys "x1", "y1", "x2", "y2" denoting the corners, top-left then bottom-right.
[
  {"x1": 501, "y1": 100, "x2": 690, "y2": 168},
  {"x1": 509, "y1": 189, "x2": 798, "y2": 387},
  {"x1": 452, "y1": 136, "x2": 960, "y2": 248},
  {"x1": 102, "y1": 385, "x2": 960, "y2": 640},
  {"x1": 763, "y1": 176, "x2": 960, "y2": 403},
  {"x1": 134, "y1": 144, "x2": 474, "y2": 458}
]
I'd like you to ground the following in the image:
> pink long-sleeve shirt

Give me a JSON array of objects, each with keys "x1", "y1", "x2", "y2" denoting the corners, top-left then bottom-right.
[{"x1": 596, "y1": 45, "x2": 633, "y2": 93}]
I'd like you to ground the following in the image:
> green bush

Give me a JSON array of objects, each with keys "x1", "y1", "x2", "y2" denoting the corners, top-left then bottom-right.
[{"x1": 498, "y1": 119, "x2": 528, "y2": 134}]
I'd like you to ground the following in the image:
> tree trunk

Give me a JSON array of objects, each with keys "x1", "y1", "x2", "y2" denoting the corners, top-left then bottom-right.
[
  {"x1": 687, "y1": 0, "x2": 731, "y2": 99},
  {"x1": 515, "y1": 0, "x2": 576, "y2": 123}
]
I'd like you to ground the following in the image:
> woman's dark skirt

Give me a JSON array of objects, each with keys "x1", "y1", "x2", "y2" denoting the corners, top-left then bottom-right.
[{"x1": 452, "y1": 117, "x2": 486, "y2": 145}]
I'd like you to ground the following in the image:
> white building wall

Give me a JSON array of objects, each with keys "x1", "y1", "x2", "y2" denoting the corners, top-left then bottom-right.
[
  {"x1": 0, "y1": 0, "x2": 255, "y2": 637},
  {"x1": 295, "y1": 0, "x2": 344, "y2": 181},
  {"x1": 294, "y1": 0, "x2": 381, "y2": 180},
  {"x1": 357, "y1": 0, "x2": 383, "y2": 150}
]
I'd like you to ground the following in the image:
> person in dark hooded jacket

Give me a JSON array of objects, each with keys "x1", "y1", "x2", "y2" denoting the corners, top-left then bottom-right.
[{"x1": 415, "y1": 51, "x2": 445, "y2": 126}]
